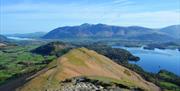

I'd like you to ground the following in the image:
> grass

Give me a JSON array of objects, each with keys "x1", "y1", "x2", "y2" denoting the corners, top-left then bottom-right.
[
  {"x1": 159, "y1": 81, "x2": 180, "y2": 91},
  {"x1": 63, "y1": 49, "x2": 87, "y2": 66},
  {"x1": 88, "y1": 76, "x2": 122, "y2": 83},
  {"x1": 158, "y1": 71, "x2": 177, "y2": 80},
  {"x1": 0, "y1": 45, "x2": 56, "y2": 85},
  {"x1": 123, "y1": 69, "x2": 131, "y2": 76},
  {"x1": 87, "y1": 76, "x2": 136, "y2": 88}
]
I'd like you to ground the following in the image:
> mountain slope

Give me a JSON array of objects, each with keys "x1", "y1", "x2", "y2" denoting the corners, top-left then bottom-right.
[
  {"x1": 42, "y1": 23, "x2": 154, "y2": 39},
  {"x1": 18, "y1": 48, "x2": 160, "y2": 91},
  {"x1": 129, "y1": 33, "x2": 174, "y2": 41},
  {"x1": 0, "y1": 35, "x2": 11, "y2": 43},
  {"x1": 160, "y1": 25, "x2": 180, "y2": 39},
  {"x1": 42, "y1": 23, "x2": 179, "y2": 41}
]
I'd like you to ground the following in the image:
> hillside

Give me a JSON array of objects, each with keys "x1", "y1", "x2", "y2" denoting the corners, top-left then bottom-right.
[
  {"x1": 42, "y1": 23, "x2": 179, "y2": 41},
  {"x1": 160, "y1": 25, "x2": 180, "y2": 39},
  {"x1": 31, "y1": 41, "x2": 73, "y2": 56},
  {"x1": 0, "y1": 35, "x2": 11, "y2": 43},
  {"x1": 42, "y1": 23, "x2": 154, "y2": 39},
  {"x1": 129, "y1": 33, "x2": 174, "y2": 41},
  {"x1": 17, "y1": 48, "x2": 160, "y2": 91}
]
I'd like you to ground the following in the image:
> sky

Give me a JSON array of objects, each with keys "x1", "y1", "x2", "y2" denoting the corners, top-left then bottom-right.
[{"x1": 0, "y1": 0, "x2": 180, "y2": 34}]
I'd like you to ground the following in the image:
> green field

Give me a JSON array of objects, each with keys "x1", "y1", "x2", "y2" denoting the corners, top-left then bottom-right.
[{"x1": 0, "y1": 45, "x2": 56, "y2": 84}]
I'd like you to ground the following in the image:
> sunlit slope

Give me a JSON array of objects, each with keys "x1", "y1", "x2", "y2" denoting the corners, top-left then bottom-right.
[{"x1": 18, "y1": 48, "x2": 160, "y2": 91}]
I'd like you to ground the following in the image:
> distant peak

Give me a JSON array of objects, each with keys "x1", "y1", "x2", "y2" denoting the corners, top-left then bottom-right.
[
  {"x1": 80, "y1": 23, "x2": 91, "y2": 26},
  {"x1": 96, "y1": 23, "x2": 106, "y2": 26},
  {"x1": 80, "y1": 23, "x2": 107, "y2": 27}
]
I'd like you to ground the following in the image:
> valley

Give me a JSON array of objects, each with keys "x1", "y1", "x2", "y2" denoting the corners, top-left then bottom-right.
[
  {"x1": 1, "y1": 0, "x2": 180, "y2": 90},
  {"x1": 0, "y1": 40, "x2": 179, "y2": 91}
]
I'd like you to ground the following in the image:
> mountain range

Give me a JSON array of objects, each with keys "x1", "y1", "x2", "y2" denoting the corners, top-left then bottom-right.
[
  {"x1": 5, "y1": 32, "x2": 46, "y2": 38},
  {"x1": 42, "y1": 23, "x2": 180, "y2": 41}
]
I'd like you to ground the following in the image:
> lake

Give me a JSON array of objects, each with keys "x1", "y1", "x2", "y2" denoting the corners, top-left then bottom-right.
[
  {"x1": 112, "y1": 46, "x2": 180, "y2": 75},
  {"x1": 7, "y1": 37, "x2": 36, "y2": 40}
]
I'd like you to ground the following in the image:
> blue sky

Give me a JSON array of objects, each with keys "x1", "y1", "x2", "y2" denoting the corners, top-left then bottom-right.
[{"x1": 0, "y1": 0, "x2": 180, "y2": 34}]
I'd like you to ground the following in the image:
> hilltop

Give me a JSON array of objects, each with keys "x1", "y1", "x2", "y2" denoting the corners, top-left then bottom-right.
[
  {"x1": 17, "y1": 48, "x2": 160, "y2": 91},
  {"x1": 31, "y1": 41, "x2": 73, "y2": 56}
]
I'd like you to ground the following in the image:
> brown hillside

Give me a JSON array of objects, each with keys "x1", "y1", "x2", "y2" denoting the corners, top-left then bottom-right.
[{"x1": 17, "y1": 48, "x2": 160, "y2": 91}]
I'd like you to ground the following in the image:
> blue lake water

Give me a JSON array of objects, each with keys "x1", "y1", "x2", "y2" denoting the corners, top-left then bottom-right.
[
  {"x1": 7, "y1": 37, "x2": 35, "y2": 40},
  {"x1": 112, "y1": 46, "x2": 180, "y2": 75}
]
